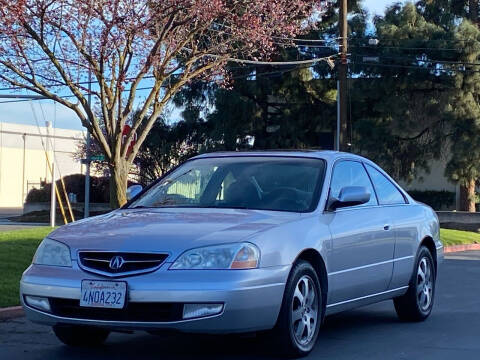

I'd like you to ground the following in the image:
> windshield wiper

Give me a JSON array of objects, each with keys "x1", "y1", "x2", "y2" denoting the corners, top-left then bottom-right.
[{"x1": 208, "y1": 205, "x2": 252, "y2": 210}]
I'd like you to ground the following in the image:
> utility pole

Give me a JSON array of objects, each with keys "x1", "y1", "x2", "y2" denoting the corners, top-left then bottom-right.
[
  {"x1": 84, "y1": 53, "x2": 92, "y2": 218},
  {"x1": 338, "y1": 0, "x2": 348, "y2": 151},
  {"x1": 46, "y1": 121, "x2": 56, "y2": 227},
  {"x1": 50, "y1": 163, "x2": 56, "y2": 227}
]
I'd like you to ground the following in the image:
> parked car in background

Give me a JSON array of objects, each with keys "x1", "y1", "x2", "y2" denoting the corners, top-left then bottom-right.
[{"x1": 20, "y1": 151, "x2": 443, "y2": 357}]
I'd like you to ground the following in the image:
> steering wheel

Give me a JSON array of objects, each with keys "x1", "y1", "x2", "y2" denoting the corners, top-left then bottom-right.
[
  {"x1": 264, "y1": 187, "x2": 309, "y2": 210},
  {"x1": 266, "y1": 187, "x2": 299, "y2": 199}
]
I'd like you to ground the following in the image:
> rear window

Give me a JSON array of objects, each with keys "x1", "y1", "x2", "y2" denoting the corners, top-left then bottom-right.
[{"x1": 365, "y1": 164, "x2": 406, "y2": 205}]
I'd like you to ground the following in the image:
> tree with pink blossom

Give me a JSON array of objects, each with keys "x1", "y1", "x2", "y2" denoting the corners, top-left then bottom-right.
[{"x1": 0, "y1": 0, "x2": 330, "y2": 207}]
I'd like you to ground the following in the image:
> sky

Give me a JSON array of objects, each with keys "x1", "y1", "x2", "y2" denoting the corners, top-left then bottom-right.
[
  {"x1": 0, "y1": 0, "x2": 400, "y2": 131},
  {"x1": 363, "y1": 0, "x2": 399, "y2": 16}
]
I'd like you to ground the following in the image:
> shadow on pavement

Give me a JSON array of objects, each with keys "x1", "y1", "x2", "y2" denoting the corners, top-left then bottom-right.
[{"x1": 49, "y1": 304, "x2": 401, "y2": 360}]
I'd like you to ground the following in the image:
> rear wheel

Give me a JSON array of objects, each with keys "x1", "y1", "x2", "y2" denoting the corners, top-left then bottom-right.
[
  {"x1": 393, "y1": 246, "x2": 436, "y2": 322},
  {"x1": 271, "y1": 260, "x2": 323, "y2": 358},
  {"x1": 53, "y1": 325, "x2": 110, "y2": 347}
]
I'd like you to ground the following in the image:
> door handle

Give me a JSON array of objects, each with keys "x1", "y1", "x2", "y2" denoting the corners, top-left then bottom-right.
[{"x1": 383, "y1": 224, "x2": 391, "y2": 231}]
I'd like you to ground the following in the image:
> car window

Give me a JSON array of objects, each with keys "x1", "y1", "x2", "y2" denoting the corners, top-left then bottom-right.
[
  {"x1": 130, "y1": 157, "x2": 326, "y2": 212},
  {"x1": 330, "y1": 161, "x2": 377, "y2": 207},
  {"x1": 365, "y1": 164, "x2": 406, "y2": 205}
]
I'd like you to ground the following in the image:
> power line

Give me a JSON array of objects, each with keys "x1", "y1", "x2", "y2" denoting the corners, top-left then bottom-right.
[
  {"x1": 0, "y1": 63, "x2": 320, "y2": 105},
  {"x1": 222, "y1": 56, "x2": 333, "y2": 66},
  {"x1": 0, "y1": 54, "x2": 334, "y2": 93},
  {"x1": 351, "y1": 61, "x2": 480, "y2": 74},
  {"x1": 209, "y1": 22, "x2": 338, "y2": 44},
  {"x1": 230, "y1": 63, "x2": 317, "y2": 81},
  {"x1": 352, "y1": 53, "x2": 480, "y2": 67},
  {"x1": 350, "y1": 44, "x2": 463, "y2": 52},
  {"x1": 349, "y1": 37, "x2": 478, "y2": 44},
  {"x1": 0, "y1": 53, "x2": 335, "y2": 96}
]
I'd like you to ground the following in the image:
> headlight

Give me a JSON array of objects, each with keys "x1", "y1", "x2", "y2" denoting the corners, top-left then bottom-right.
[
  {"x1": 33, "y1": 238, "x2": 72, "y2": 267},
  {"x1": 170, "y1": 243, "x2": 260, "y2": 270}
]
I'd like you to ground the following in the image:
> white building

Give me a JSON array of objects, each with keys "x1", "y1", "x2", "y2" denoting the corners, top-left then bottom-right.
[{"x1": 0, "y1": 121, "x2": 85, "y2": 213}]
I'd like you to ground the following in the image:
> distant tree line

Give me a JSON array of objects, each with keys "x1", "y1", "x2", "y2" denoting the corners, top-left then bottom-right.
[{"x1": 79, "y1": 0, "x2": 480, "y2": 212}]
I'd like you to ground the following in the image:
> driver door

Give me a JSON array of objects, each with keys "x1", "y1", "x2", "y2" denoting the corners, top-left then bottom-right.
[{"x1": 326, "y1": 160, "x2": 395, "y2": 306}]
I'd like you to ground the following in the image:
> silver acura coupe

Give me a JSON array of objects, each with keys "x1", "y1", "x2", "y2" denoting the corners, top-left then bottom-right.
[{"x1": 20, "y1": 151, "x2": 443, "y2": 357}]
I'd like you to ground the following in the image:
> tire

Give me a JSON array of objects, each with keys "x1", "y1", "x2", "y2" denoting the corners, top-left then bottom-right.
[
  {"x1": 393, "y1": 246, "x2": 436, "y2": 322},
  {"x1": 53, "y1": 325, "x2": 110, "y2": 347},
  {"x1": 271, "y1": 260, "x2": 323, "y2": 358}
]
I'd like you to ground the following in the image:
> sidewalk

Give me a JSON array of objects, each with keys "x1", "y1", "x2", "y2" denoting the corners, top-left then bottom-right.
[{"x1": 0, "y1": 218, "x2": 48, "y2": 231}]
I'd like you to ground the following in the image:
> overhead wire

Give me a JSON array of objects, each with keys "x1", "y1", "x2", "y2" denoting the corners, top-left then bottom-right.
[
  {"x1": 29, "y1": 101, "x2": 69, "y2": 224},
  {"x1": 349, "y1": 44, "x2": 463, "y2": 51},
  {"x1": 39, "y1": 101, "x2": 75, "y2": 222},
  {"x1": 350, "y1": 61, "x2": 480, "y2": 74},
  {"x1": 351, "y1": 53, "x2": 480, "y2": 67}
]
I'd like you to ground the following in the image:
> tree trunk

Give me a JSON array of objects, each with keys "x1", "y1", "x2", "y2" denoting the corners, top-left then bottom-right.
[
  {"x1": 109, "y1": 160, "x2": 129, "y2": 209},
  {"x1": 459, "y1": 178, "x2": 476, "y2": 212}
]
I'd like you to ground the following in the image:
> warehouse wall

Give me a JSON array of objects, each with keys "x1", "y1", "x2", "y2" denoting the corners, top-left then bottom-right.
[{"x1": 0, "y1": 121, "x2": 85, "y2": 210}]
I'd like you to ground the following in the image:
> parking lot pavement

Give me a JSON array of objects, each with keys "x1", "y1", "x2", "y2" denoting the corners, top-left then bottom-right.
[{"x1": 1, "y1": 252, "x2": 479, "y2": 360}]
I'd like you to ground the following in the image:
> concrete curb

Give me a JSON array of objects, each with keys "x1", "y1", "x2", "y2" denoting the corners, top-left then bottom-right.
[
  {"x1": 444, "y1": 244, "x2": 480, "y2": 253},
  {"x1": 0, "y1": 306, "x2": 23, "y2": 321}
]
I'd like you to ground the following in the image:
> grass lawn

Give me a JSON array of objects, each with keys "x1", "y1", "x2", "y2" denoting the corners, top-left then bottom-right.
[
  {"x1": 0, "y1": 227, "x2": 53, "y2": 308},
  {"x1": 0, "y1": 226, "x2": 478, "y2": 308},
  {"x1": 440, "y1": 228, "x2": 480, "y2": 247}
]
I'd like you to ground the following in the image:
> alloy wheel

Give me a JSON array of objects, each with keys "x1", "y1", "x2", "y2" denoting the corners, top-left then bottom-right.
[
  {"x1": 416, "y1": 257, "x2": 433, "y2": 311},
  {"x1": 291, "y1": 275, "x2": 318, "y2": 347}
]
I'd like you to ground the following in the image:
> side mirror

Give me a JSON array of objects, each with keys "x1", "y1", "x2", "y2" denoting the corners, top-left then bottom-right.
[
  {"x1": 328, "y1": 186, "x2": 370, "y2": 211},
  {"x1": 126, "y1": 184, "x2": 143, "y2": 201}
]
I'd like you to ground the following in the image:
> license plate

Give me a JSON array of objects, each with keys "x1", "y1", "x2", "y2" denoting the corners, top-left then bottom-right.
[{"x1": 80, "y1": 280, "x2": 127, "y2": 309}]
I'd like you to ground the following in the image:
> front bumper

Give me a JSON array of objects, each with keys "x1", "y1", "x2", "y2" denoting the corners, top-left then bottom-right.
[{"x1": 20, "y1": 261, "x2": 289, "y2": 334}]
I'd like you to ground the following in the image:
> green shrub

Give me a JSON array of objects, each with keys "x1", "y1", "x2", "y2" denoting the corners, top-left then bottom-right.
[{"x1": 408, "y1": 190, "x2": 455, "y2": 210}]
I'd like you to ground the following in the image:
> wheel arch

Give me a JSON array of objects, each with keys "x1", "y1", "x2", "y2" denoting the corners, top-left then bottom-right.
[
  {"x1": 294, "y1": 249, "x2": 328, "y2": 312},
  {"x1": 419, "y1": 236, "x2": 437, "y2": 272}
]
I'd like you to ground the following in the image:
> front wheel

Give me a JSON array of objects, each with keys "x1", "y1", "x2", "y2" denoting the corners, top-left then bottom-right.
[
  {"x1": 53, "y1": 325, "x2": 110, "y2": 347},
  {"x1": 393, "y1": 246, "x2": 436, "y2": 322},
  {"x1": 271, "y1": 260, "x2": 323, "y2": 358}
]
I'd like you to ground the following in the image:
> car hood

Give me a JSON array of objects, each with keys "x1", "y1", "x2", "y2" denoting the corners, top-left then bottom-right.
[{"x1": 49, "y1": 208, "x2": 301, "y2": 259}]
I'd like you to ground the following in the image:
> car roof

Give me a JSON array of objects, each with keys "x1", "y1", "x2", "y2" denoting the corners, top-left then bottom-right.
[
  {"x1": 191, "y1": 150, "x2": 368, "y2": 163},
  {"x1": 190, "y1": 150, "x2": 414, "y2": 203}
]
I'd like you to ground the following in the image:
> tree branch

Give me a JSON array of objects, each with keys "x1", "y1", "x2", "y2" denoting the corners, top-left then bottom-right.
[{"x1": 22, "y1": 21, "x2": 112, "y2": 158}]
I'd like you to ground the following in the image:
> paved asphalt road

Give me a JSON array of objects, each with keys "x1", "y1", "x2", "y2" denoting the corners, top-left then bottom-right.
[{"x1": 1, "y1": 252, "x2": 479, "y2": 360}]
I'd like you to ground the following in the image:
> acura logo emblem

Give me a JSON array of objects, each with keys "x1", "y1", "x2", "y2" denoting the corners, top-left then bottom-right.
[{"x1": 109, "y1": 256, "x2": 125, "y2": 270}]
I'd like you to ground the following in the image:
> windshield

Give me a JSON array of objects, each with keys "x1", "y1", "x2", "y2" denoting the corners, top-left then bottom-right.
[{"x1": 130, "y1": 156, "x2": 325, "y2": 212}]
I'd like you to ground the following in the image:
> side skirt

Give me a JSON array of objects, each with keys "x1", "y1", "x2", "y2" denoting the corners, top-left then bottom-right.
[{"x1": 324, "y1": 286, "x2": 409, "y2": 316}]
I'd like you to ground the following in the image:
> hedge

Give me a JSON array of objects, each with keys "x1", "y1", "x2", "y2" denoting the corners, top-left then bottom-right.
[{"x1": 408, "y1": 190, "x2": 455, "y2": 210}]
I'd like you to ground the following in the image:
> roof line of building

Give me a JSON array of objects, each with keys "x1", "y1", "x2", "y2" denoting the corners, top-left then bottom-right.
[{"x1": 0, "y1": 129, "x2": 83, "y2": 141}]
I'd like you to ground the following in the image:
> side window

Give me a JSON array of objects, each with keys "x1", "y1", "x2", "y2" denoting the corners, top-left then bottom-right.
[
  {"x1": 365, "y1": 164, "x2": 406, "y2": 205},
  {"x1": 330, "y1": 161, "x2": 377, "y2": 207}
]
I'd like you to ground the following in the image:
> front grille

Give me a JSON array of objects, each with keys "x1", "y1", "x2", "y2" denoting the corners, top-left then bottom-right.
[
  {"x1": 49, "y1": 298, "x2": 183, "y2": 322},
  {"x1": 78, "y1": 251, "x2": 169, "y2": 277}
]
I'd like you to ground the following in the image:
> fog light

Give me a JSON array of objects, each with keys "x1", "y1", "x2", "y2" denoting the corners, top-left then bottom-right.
[
  {"x1": 183, "y1": 303, "x2": 223, "y2": 319},
  {"x1": 24, "y1": 296, "x2": 51, "y2": 312}
]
